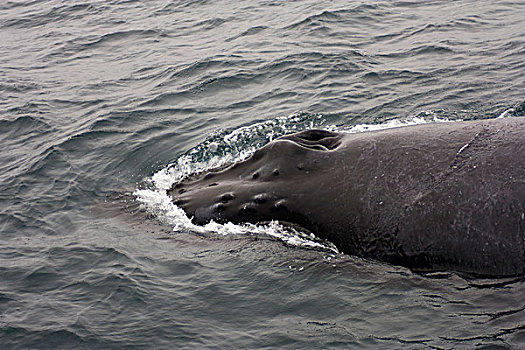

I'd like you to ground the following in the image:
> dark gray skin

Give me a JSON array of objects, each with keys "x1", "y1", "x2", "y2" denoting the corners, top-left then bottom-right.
[{"x1": 169, "y1": 117, "x2": 525, "y2": 277}]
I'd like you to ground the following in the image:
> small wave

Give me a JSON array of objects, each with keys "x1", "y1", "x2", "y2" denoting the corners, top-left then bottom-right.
[
  {"x1": 193, "y1": 17, "x2": 230, "y2": 31},
  {"x1": 378, "y1": 44, "x2": 456, "y2": 59},
  {"x1": 135, "y1": 112, "x2": 455, "y2": 251},
  {"x1": 1, "y1": 2, "x2": 100, "y2": 29},
  {"x1": 85, "y1": 29, "x2": 164, "y2": 48},
  {"x1": 497, "y1": 101, "x2": 525, "y2": 118},
  {"x1": 0, "y1": 79, "x2": 41, "y2": 93},
  {"x1": 0, "y1": 115, "x2": 51, "y2": 139},
  {"x1": 43, "y1": 29, "x2": 164, "y2": 62},
  {"x1": 1, "y1": 327, "x2": 87, "y2": 349},
  {"x1": 226, "y1": 26, "x2": 268, "y2": 42},
  {"x1": 284, "y1": 10, "x2": 344, "y2": 30},
  {"x1": 284, "y1": 4, "x2": 384, "y2": 31},
  {"x1": 361, "y1": 69, "x2": 426, "y2": 83}
]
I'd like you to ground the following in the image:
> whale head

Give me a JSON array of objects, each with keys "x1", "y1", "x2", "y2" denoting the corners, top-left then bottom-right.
[{"x1": 168, "y1": 129, "x2": 345, "y2": 231}]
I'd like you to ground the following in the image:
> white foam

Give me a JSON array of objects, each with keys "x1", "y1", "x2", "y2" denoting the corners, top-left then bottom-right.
[
  {"x1": 497, "y1": 107, "x2": 514, "y2": 119},
  {"x1": 341, "y1": 113, "x2": 454, "y2": 134}
]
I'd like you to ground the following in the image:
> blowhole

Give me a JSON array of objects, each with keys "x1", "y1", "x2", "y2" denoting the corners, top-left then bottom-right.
[{"x1": 296, "y1": 129, "x2": 339, "y2": 141}]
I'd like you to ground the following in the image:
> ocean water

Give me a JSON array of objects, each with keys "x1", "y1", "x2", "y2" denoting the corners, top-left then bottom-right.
[{"x1": 1, "y1": 0, "x2": 525, "y2": 349}]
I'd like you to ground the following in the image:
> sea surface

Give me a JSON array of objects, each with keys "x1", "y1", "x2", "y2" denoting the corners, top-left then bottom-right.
[{"x1": 1, "y1": 0, "x2": 525, "y2": 349}]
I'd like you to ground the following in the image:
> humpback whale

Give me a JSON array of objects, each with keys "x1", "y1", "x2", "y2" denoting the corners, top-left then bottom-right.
[{"x1": 168, "y1": 117, "x2": 525, "y2": 277}]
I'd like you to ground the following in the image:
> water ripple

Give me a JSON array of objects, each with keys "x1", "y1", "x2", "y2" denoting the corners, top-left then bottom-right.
[{"x1": 1, "y1": 0, "x2": 525, "y2": 348}]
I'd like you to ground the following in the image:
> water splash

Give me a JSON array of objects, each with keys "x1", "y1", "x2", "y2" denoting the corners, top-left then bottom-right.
[{"x1": 147, "y1": 112, "x2": 328, "y2": 191}]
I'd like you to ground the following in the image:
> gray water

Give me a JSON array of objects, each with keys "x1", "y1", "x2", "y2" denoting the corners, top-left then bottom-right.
[{"x1": 1, "y1": 0, "x2": 525, "y2": 348}]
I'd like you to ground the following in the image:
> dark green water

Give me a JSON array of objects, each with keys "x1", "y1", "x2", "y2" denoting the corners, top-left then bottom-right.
[{"x1": 1, "y1": 0, "x2": 524, "y2": 348}]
